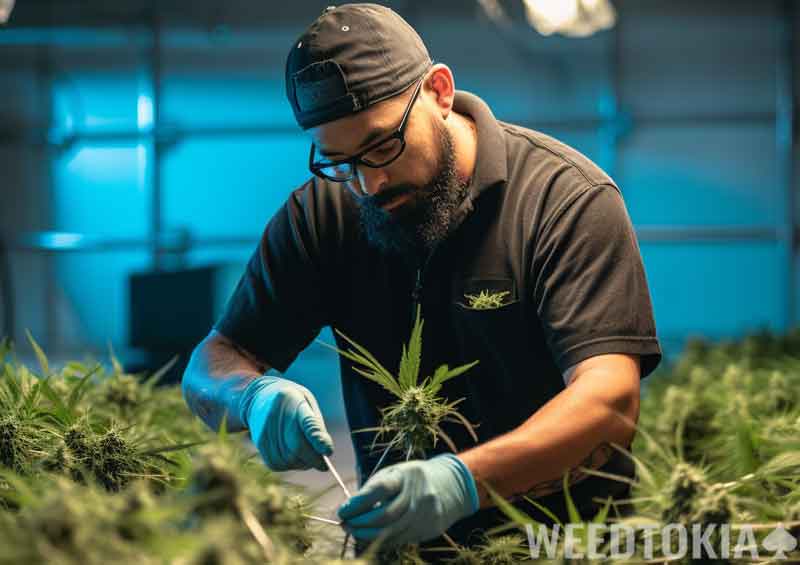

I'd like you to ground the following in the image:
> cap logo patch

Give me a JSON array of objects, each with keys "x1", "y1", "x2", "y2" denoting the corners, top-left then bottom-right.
[{"x1": 292, "y1": 60, "x2": 349, "y2": 113}]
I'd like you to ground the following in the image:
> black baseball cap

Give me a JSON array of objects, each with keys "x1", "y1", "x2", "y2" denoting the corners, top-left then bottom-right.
[{"x1": 285, "y1": 3, "x2": 433, "y2": 130}]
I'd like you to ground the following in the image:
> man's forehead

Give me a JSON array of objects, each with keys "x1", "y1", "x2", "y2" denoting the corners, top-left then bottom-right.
[{"x1": 308, "y1": 95, "x2": 407, "y2": 156}]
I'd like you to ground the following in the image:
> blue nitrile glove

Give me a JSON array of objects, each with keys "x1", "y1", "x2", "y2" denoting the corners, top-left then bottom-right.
[
  {"x1": 237, "y1": 376, "x2": 334, "y2": 472},
  {"x1": 337, "y1": 453, "x2": 480, "y2": 548}
]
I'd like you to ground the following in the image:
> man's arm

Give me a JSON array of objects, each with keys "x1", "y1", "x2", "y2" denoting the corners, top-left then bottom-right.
[
  {"x1": 337, "y1": 352, "x2": 641, "y2": 546},
  {"x1": 458, "y1": 353, "x2": 640, "y2": 507},
  {"x1": 181, "y1": 329, "x2": 272, "y2": 432},
  {"x1": 182, "y1": 329, "x2": 334, "y2": 471}
]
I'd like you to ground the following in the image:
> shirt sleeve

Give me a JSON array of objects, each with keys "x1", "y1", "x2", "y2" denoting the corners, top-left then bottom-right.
[
  {"x1": 213, "y1": 187, "x2": 332, "y2": 373},
  {"x1": 531, "y1": 183, "x2": 662, "y2": 378}
]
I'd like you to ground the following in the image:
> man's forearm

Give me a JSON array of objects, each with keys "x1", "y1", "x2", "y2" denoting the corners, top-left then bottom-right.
[
  {"x1": 182, "y1": 332, "x2": 270, "y2": 432},
  {"x1": 458, "y1": 360, "x2": 640, "y2": 508}
]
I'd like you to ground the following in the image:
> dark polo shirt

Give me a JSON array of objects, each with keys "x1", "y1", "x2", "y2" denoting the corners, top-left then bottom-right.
[{"x1": 215, "y1": 90, "x2": 662, "y2": 549}]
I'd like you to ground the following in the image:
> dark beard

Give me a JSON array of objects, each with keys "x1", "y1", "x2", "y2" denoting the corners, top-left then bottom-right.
[{"x1": 357, "y1": 124, "x2": 469, "y2": 263}]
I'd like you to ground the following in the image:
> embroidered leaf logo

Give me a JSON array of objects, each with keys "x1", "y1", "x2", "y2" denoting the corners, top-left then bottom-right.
[{"x1": 464, "y1": 290, "x2": 511, "y2": 310}]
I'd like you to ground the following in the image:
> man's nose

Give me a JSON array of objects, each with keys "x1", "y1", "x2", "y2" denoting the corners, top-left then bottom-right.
[{"x1": 355, "y1": 166, "x2": 389, "y2": 197}]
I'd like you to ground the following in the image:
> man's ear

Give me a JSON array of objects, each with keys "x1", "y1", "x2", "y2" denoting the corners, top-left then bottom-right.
[{"x1": 425, "y1": 63, "x2": 456, "y2": 120}]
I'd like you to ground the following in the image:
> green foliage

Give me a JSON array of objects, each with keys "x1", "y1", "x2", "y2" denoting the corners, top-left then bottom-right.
[
  {"x1": 472, "y1": 533, "x2": 530, "y2": 564},
  {"x1": 0, "y1": 342, "x2": 354, "y2": 564},
  {"x1": 5, "y1": 328, "x2": 800, "y2": 563},
  {"x1": 25, "y1": 331, "x2": 50, "y2": 377},
  {"x1": 463, "y1": 290, "x2": 511, "y2": 310},
  {"x1": 321, "y1": 306, "x2": 479, "y2": 460},
  {"x1": 481, "y1": 331, "x2": 800, "y2": 563}
]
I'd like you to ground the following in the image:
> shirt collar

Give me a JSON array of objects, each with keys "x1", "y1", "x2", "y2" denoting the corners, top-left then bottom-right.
[{"x1": 452, "y1": 90, "x2": 508, "y2": 199}]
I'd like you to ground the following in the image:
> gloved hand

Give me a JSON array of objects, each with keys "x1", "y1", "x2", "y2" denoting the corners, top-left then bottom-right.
[
  {"x1": 237, "y1": 376, "x2": 333, "y2": 472},
  {"x1": 337, "y1": 453, "x2": 480, "y2": 547}
]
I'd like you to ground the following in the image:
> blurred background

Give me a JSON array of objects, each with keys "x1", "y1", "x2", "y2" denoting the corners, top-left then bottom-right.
[{"x1": 0, "y1": 0, "x2": 798, "y2": 443}]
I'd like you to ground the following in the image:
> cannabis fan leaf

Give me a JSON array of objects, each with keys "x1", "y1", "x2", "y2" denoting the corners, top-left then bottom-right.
[{"x1": 319, "y1": 305, "x2": 479, "y2": 460}]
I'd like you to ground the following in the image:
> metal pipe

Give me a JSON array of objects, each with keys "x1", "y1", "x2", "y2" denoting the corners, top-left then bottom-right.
[
  {"x1": 7, "y1": 226, "x2": 786, "y2": 254},
  {"x1": 635, "y1": 226, "x2": 782, "y2": 243},
  {"x1": 0, "y1": 238, "x2": 13, "y2": 340},
  {"x1": 602, "y1": 0, "x2": 623, "y2": 182},
  {"x1": 0, "y1": 113, "x2": 782, "y2": 148},
  {"x1": 9, "y1": 231, "x2": 256, "y2": 252},
  {"x1": 39, "y1": 8, "x2": 58, "y2": 352},
  {"x1": 150, "y1": 10, "x2": 164, "y2": 271},
  {"x1": 777, "y1": 0, "x2": 797, "y2": 330},
  {"x1": 0, "y1": 27, "x2": 299, "y2": 49}
]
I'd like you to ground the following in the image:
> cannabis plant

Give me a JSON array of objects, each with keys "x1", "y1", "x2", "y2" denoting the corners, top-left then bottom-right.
[
  {"x1": 321, "y1": 306, "x2": 479, "y2": 462},
  {"x1": 463, "y1": 290, "x2": 511, "y2": 310},
  {"x1": 0, "y1": 338, "x2": 374, "y2": 564},
  {"x1": 484, "y1": 473, "x2": 616, "y2": 565},
  {"x1": 441, "y1": 533, "x2": 530, "y2": 564},
  {"x1": 184, "y1": 440, "x2": 314, "y2": 555}
]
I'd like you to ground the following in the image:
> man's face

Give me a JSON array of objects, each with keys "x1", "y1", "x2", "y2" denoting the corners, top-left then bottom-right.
[{"x1": 307, "y1": 80, "x2": 469, "y2": 259}]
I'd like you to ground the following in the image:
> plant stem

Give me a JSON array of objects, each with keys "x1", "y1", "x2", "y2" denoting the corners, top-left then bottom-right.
[
  {"x1": 442, "y1": 532, "x2": 460, "y2": 551},
  {"x1": 237, "y1": 499, "x2": 275, "y2": 561},
  {"x1": 302, "y1": 513, "x2": 342, "y2": 526}
]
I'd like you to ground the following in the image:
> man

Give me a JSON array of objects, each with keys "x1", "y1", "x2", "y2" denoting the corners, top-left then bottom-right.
[{"x1": 181, "y1": 2, "x2": 662, "y2": 556}]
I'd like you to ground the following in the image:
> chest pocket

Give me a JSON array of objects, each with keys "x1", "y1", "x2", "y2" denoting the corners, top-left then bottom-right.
[
  {"x1": 452, "y1": 277, "x2": 525, "y2": 374},
  {"x1": 449, "y1": 277, "x2": 525, "y2": 436},
  {"x1": 455, "y1": 277, "x2": 519, "y2": 310},
  {"x1": 449, "y1": 276, "x2": 564, "y2": 440}
]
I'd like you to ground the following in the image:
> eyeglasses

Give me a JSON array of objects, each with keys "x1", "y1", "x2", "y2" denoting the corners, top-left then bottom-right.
[{"x1": 308, "y1": 76, "x2": 425, "y2": 183}]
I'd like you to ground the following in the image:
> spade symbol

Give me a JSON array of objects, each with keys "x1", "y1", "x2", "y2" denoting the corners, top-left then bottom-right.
[{"x1": 763, "y1": 524, "x2": 798, "y2": 560}]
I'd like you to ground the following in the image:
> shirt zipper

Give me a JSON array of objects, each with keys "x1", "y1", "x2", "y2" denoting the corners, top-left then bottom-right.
[
  {"x1": 410, "y1": 250, "x2": 435, "y2": 329},
  {"x1": 407, "y1": 190, "x2": 473, "y2": 328},
  {"x1": 411, "y1": 267, "x2": 422, "y2": 324}
]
